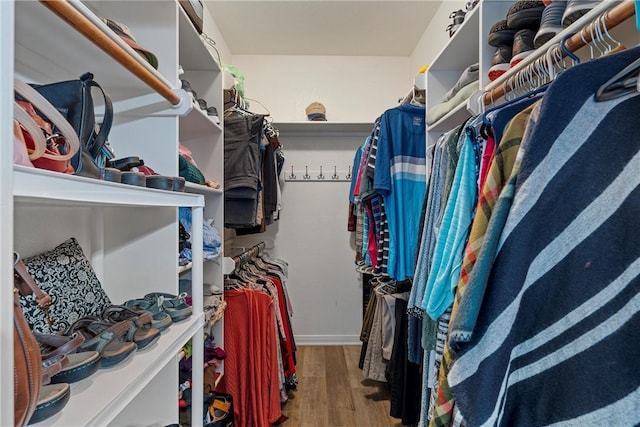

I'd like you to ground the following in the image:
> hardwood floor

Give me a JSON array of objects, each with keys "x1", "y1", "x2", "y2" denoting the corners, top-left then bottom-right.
[{"x1": 280, "y1": 345, "x2": 407, "y2": 427}]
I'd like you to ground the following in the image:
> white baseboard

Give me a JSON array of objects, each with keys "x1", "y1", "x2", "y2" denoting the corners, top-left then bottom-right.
[{"x1": 295, "y1": 335, "x2": 361, "y2": 346}]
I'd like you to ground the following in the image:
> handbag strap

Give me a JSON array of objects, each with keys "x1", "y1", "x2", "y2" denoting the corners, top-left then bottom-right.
[
  {"x1": 13, "y1": 101, "x2": 46, "y2": 160},
  {"x1": 13, "y1": 253, "x2": 51, "y2": 308},
  {"x1": 14, "y1": 78, "x2": 80, "y2": 162},
  {"x1": 81, "y1": 73, "x2": 113, "y2": 159}
]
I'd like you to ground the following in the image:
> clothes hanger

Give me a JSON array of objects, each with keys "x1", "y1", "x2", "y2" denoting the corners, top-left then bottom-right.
[
  {"x1": 594, "y1": 15, "x2": 639, "y2": 102},
  {"x1": 595, "y1": 56, "x2": 640, "y2": 101},
  {"x1": 481, "y1": 80, "x2": 548, "y2": 126}
]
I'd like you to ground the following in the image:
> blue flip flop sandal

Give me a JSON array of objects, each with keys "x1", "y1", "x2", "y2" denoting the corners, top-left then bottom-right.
[
  {"x1": 123, "y1": 298, "x2": 173, "y2": 331},
  {"x1": 144, "y1": 292, "x2": 192, "y2": 323}
]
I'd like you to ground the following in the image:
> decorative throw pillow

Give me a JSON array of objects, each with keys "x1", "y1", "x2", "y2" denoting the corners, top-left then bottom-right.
[{"x1": 19, "y1": 237, "x2": 112, "y2": 334}]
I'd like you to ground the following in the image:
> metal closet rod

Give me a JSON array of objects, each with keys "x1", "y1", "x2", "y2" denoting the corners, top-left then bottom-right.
[
  {"x1": 232, "y1": 242, "x2": 266, "y2": 267},
  {"x1": 483, "y1": 0, "x2": 636, "y2": 105},
  {"x1": 39, "y1": 0, "x2": 181, "y2": 106}
]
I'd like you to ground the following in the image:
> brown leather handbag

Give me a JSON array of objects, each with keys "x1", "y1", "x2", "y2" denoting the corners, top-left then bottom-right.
[{"x1": 13, "y1": 254, "x2": 50, "y2": 426}]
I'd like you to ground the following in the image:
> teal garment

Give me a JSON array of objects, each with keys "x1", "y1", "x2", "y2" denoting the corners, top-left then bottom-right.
[
  {"x1": 362, "y1": 206, "x2": 371, "y2": 265},
  {"x1": 421, "y1": 128, "x2": 480, "y2": 320}
]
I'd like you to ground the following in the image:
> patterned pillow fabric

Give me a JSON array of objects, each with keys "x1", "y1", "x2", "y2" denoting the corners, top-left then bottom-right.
[{"x1": 20, "y1": 237, "x2": 112, "y2": 334}]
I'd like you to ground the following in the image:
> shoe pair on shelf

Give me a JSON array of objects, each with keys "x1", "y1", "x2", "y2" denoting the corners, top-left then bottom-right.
[
  {"x1": 535, "y1": 0, "x2": 601, "y2": 47},
  {"x1": 487, "y1": 1, "x2": 545, "y2": 81},
  {"x1": 107, "y1": 156, "x2": 187, "y2": 191},
  {"x1": 181, "y1": 79, "x2": 220, "y2": 123},
  {"x1": 446, "y1": 0, "x2": 479, "y2": 38},
  {"x1": 488, "y1": 0, "x2": 601, "y2": 81},
  {"x1": 125, "y1": 292, "x2": 193, "y2": 332}
]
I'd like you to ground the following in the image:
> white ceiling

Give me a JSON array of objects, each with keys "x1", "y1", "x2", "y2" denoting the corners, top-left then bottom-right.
[{"x1": 204, "y1": 1, "x2": 442, "y2": 56}]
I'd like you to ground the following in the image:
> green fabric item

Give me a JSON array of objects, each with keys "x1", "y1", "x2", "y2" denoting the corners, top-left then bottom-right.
[
  {"x1": 427, "y1": 81, "x2": 479, "y2": 126},
  {"x1": 222, "y1": 63, "x2": 246, "y2": 101},
  {"x1": 179, "y1": 155, "x2": 205, "y2": 184}
]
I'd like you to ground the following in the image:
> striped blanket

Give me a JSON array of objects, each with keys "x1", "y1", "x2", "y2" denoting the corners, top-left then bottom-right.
[{"x1": 448, "y1": 46, "x2": 640, "y2": 426}]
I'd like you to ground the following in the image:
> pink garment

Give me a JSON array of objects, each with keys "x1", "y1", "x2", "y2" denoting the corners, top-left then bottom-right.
[
  {"x1": 353, "y1": 143, "x2": 371, "y2": 199},
  {"x1": 365, "y1": 203, "x2": 378, "y2": 268},
  {"x1": 13, "y1": 121, "x2": 34, "y2": 167},
  {"x1": 478, "y1": 135, "x2": 495, "y2": 192},
  {"x1": 179, "y1": 143, "x2": 199, "y2": 167}
]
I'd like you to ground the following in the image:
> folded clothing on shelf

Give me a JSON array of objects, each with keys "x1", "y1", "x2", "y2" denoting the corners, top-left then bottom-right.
[
  {"x1": 441, "y1": 63, "x2": 479, "y2": 103},
  {"x1": 427, "y1": 80, "x2": 479, "y2": 126}
]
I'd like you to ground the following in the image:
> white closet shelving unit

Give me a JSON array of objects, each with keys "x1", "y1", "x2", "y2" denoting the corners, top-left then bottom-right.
[
  {"x1": 425, "y1": 4, "x2": 480, "y2": 151},
  {"x1": 178, "y1": 0, "x2": 227, "y2": 397},
  {"x1": 425, "y1": 0, "x2": 640, "y2": 154},
  {"x1": 3, "y1": 0, "x2": 224, "y2": 425}
]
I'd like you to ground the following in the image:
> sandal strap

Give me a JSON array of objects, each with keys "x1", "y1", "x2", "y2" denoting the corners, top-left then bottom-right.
[
  {"x1": 36, "y1": 332, "x2": 85, "y2": 361},
  {"x1": 103, "y1": 304, "x2": 153, "y2": 326},
  {"x1": 69, "y1": 315, "x2": 128, "y2": 336},
  {"x1": 42, "y1": 354, "x2": 68, "y2": 385},
  {"x1": 13, "y1": 255, "x2": 51, "y2": 307}
]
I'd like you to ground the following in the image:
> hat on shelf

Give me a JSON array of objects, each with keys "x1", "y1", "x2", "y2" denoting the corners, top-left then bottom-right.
[
  {"x1": 101, "y1": 18, "x2": 159, "y2": 70},
  {"x1": 305, "y1": 102, "x2": 327, "y2": 121}
]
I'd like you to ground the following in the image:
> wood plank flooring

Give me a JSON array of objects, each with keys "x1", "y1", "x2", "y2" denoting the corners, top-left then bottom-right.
[{"x1": 280, "y1": 345, "x2": 407, "y2": 427}]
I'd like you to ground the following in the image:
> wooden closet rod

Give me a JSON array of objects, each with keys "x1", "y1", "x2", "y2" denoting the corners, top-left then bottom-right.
[
  {"x1": 483, "y1": 0, "x2": 636, "y2": 105},
  {"x1": 39, "y1": 0, "x2": 181, "y2": 106}
]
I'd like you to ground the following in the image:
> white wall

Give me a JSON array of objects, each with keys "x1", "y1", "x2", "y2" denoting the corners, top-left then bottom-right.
[
  {"x1": 230, "y1": 133, "x2": 367, "y2": 345},
  {"x1": 202, "y1": 5, "x2": 232, "y2": 63},
  {"x1": 230, "y1": 55, "x2": 413, "y2": 121},
  {"x1": 410, "y1": 0, "x2": 468, "y2": 73}
]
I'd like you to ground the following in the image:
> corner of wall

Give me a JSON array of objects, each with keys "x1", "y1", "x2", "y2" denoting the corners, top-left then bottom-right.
[
  {"x1": 409, "y1": 0, "x2": 467, "y2": 75},
  {"x1": 202, "y1": 3, "x2": 232, "y2": 64}
]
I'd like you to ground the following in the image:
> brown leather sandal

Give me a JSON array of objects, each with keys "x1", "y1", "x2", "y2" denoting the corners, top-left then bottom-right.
[
  {"x1": 65, "y1": 316, "x2": 137, "y2": 368},
  {"x1": 36, "y1": 333, "x2": 100, "y2": 383},
  {"x1": 101, "y1": 305, "x2": 161, "y2": 350}
]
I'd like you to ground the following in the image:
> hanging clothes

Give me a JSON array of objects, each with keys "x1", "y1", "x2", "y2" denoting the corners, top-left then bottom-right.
[
  {"x1": 218, "y1": 246, "x2": 296, "y2": 426},
  {"x1": 373, "y1": 103, "x2": 427, "y2": 281},
  {"x1": 225, "y1": 111, "x2": 285, "y2": 231},
  {"x1": 429, "y1": 101, "x2": 538, "y2": 427},
  {"x1": 449, "y1": 46, "x2": 640, "y2": 426},
  {"x1": 224, "y1": 110, "x2": 265, "y2": 228}
]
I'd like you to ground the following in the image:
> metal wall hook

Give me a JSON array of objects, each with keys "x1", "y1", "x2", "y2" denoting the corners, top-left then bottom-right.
[
  {"x1": 332, "y1": 166, "x2": 339, "y2": 180},
  {"x1": 345, "y1": 166, "x2": 352, "y2": 180},
  {"x1": 303, "y1": 165, "x2": 311, "y2": 180},
  {"x1": 288, "y1": 165, "x2": 296, "y2": 180},
  {"x1": 317, "y1": 166, "x2": 325, "y2": 180}
]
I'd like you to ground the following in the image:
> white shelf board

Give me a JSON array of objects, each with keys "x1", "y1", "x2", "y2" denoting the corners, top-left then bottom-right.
[
  {"x1": 178, "y1": 4, "x2": 221, "y2": 72},
  {"x1": 14, "y1": 166, "x2": 204, "y2": 208},
  {"x1": 276, "y1": 121, "x2": 373, "y2": 134},
  {"x1": 185, "y1": 182, "x2": 223, "y2": 196},
  {"x1": 179, "y1": 104, "x2": 223, "y2": 141},
  {"x1": 31, "y1": 313, "x2": 205, "y2": 427},
  {"x1": 428, "y1": 102, "x2": 473, "y2": 132},
  {"x1": 14, "y1": 1, "x2": 174, "y2": 105},
  {"x1": 429, "y1": 6, "x2": 480, "y2": 72}
]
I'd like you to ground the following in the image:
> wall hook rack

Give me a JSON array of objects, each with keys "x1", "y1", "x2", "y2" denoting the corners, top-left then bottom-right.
[{"x1": 284, "y1": 165, "x2": 352, "y2": 182}]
